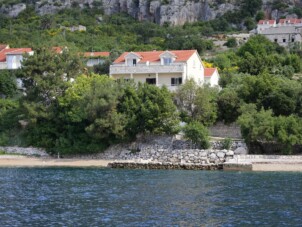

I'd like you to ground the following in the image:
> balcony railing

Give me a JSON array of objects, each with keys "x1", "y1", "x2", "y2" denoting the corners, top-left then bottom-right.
[
  {"x1": 157, "y1": 84, "x2": 180, "y2": 92},
  {"x1": 110, "y1": 64, "x2": 184, "y2": 74}
]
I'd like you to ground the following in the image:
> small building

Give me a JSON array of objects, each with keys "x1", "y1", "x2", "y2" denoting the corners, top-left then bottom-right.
[
  {"x1": 261, "y1": 26, "x2": 302, "y2": 48},
  {"x1": 0, "y1": 46, "x2": 33, "y2": 70},
  {"x1": 82, "y1": 52, "x2": 110, "y2": 67},
  {"x1": 257, "y1": 20, "x2": 277, "y2": 34},
  {"x1": 110, "y1": 50, "x2": 219, "y2": 91},
  {"x1": 204, "y1": 68, "x2": 220, "y2": 87},
  {"x1": 278, "y1": 18, "x2": 302, "y2": 27}
]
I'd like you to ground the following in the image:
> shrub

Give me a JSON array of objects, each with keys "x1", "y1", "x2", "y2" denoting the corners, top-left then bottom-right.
[
  {"x1": 224, "y1": 38, "x2": 237, "y2": 48},
  {"x1": 183, "y1": 121, "x2": 210, "y2": 149},
  {"x1": 221, "y1": 137, "x2": 232, "y2": 150}
]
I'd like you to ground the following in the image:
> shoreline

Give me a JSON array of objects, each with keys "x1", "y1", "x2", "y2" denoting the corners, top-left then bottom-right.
[
  {"x1": 0, "y1": 155, "x2": 302, "y2": 171},
  {"x1": 0, "y1": 156, "x2": 114, "y2": 168}
]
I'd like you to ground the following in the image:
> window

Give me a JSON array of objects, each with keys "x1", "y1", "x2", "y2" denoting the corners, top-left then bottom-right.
[
  {"x1": 171, "y1": 77, "x2": 182, "y2": 86},
  {"x1": 163, "y1": 57, "x2": 172, "y2": 65},
  {"x1": 146, "y1": 78, "x2": 156, "y2": 84},
  {"x1": 292, "y1": 38, "x2": 295, "y2": 42},
  {"x1": 127, "y1": 58, "x2": 137, "y2": 66},
  {"x1": 274, "y1": 39, "x2": 278, "y2": 43},
  {"x1": 283, "y1": 39, "x2": 286, "y2": 43}
]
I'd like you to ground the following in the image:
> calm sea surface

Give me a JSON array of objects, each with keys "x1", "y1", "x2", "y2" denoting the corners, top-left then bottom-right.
[{"x1": 0, "y1": 168, "x2": 301, "y2": 227}]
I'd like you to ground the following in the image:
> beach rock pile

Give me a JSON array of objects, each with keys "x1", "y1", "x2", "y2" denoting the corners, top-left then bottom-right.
[
  {"x1": 109, "y1": 162, "x2": 223, "y2": 170},
  {"x1": 0, "y1": 146, "x2": 49, "y2": 157}
]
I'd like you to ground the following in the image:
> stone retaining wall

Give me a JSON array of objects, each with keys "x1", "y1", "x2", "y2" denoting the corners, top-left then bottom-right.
[
  {"x1": 209, "y1": 122, "x2": 242, "y2": 139},
  {"x1": 0, "y1": 146, "x2": 49, "y2": 157},
  {"x1": 99, "y1": 148, "x2": 238, "y2": 166},
  {"x1": 109, "y1": 162, "x2": 223, "y2": 170}
]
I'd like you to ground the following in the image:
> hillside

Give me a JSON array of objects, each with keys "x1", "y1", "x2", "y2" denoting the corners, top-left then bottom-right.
[{"x1": 1, "y1": 0, "x2": 302, "y2": 25}]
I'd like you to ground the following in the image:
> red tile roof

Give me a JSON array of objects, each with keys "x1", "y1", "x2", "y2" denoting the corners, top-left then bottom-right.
[
  {"x1": 83, "y1": 52, "x2": 110, "y2": 57},
  {"x1": 204, "y1": 68, "x2": 217, "y2": 77},
  {"x1": 0, "y1": 44, "x2": 9, "y2": 52},
  {"x1": 0, "y1": 48, "x2": 32, "y2": 62},
  {"x1": 52, "y1": 46, "x2": 64, "y2": 53},
  {"x1": 258, "y1": 20, "x2": 276, "y2": 25},
  {"x1": 279, "y1": 18, "x2": 302, "y2": 24},
  {"x1": 114, "y1": 50, "x2": 196, "y2": 64}
]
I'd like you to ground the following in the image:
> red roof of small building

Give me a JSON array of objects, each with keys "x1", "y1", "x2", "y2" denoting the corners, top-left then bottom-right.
[
  {"x1": 114, "y1": 50, "x2": 196, "y2": 64},
  {"x1": 0, "y1": 44, "x2": 9, "y2": 52},
  {"x1": 0, "y1": 48, "x2": 32, "y2": 62},
  {"x1": 258, "y1": 20, "x2": 276, "y2": 25},
  {"x1": 204, "y1": 68, "x2": 217, "y2": 77},
  {"x1": 83, "y1": 52, "x2": 110, "y2": 57},
  {"x1": 52, "y1": 46, "x2": 64, "y2": 53},
  {"x1": 279, "y1": 18, "x2": 302, "y2": 24}
]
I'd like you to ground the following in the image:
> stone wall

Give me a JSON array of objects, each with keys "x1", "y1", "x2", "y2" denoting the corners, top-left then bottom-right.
[
  {"x1": 109, "y1": 162, "x2": 223, "y2": 170},
  {"x1": 209, "y1": 122, "x2": 242, "y2": 139},
  {"x1": 96, "y1": 135, "x2": 248, "y2": 166},
  {"x1": 100, "y1": 148, "x2": 235, "y2": 165},
  {"x1": 0, "y1": 146, "x2": 49, "y2": 157}
]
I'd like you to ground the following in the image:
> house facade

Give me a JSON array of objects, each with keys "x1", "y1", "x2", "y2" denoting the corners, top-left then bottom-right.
[
  {"x1": 0, "y1": 45, "x2": 33, "y2": 70},
  {"x1": 110, "y1": 50, "x2": 218, "y2": 91},
  {"x1": 261, "y1": 26, "x2": 302, "y2": 48},
  {"x1": 256, "y1": 18, "x2": 302, "y2": 48}
]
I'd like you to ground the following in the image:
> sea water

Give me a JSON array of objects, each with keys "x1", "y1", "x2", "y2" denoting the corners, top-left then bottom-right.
[{"x1": 0, "y1": 168, "x2": 301, "y2": 226}]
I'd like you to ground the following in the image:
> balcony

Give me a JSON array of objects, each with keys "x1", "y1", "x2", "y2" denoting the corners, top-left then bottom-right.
[
  {"x1": 158, "y1": 84, "x2": 180, "y2": 92},
  {"x1": 110, "y1": 64, "x2": 185, "y2": 75}
]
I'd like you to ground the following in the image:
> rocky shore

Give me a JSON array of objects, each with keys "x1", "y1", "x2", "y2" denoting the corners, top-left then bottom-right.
[
  {"x1": 109, "y1": 162, "x2": 223, "y2": 170},
  {"x1": 1, "y1": 136, "x2": 301, "y2": 171}
]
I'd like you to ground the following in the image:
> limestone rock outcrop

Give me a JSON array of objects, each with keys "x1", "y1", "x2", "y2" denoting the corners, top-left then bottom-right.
[{"x1": 1, "y1": 0, "x2": 301, "y2": 25}]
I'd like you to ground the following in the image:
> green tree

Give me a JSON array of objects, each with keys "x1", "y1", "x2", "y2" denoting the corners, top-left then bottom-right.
[
  {"x1": 176, "y1": 79, "x2": 199, "y2": 119},
  {"x1": 136, "y1": 83, "x2": 180, "y2": 134},
  {"x1": 20, "y1": 47, "x2": 84, "y2": 107},
  {"x1": 255, "y1": 11, "x2": 265, "y2": 21},
  {"x1": 193, "y1": 86, "x2": 218, "y2": 126},
  {"x1": 0, "y1": 70, "x2": 17, "y2": 98},
  {"x1": 176, "y1": 80, "x2": 218, "y2": 126},
  {"x1": 241, "y1": 0, "x2": 263, "y2": 17},
  {"x1": 183, "y1": 121, "x2": 210, "y2": 149},
  {"x1": 244, "y1": 17, "x2": 256, "y2": 30},
  {"x1": 217, "y1": 88, "x2": 241, "y2": 124},
  {"x1": 237, "y1": 107, "x2": 275, "y2": 144},
  {"x1": 224, "y1": 38, "x2": 237, "y2": 48}
]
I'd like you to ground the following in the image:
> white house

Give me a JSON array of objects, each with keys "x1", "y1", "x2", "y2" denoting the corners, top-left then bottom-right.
[
  {"x1": 0, "y1": 45, "x2": 33, "y2": 70},
  {"x1": 110, "y1": 50, "x2": 219, "y2": 91}
]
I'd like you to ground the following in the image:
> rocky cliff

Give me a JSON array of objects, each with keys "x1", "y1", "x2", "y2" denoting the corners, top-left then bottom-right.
[{"x1": 1, "y1": 0, "x2": 302, "y2": 25}]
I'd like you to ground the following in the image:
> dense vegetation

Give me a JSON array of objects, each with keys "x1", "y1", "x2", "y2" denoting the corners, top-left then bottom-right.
[{"x1": 0, "y1": 7, "x2": 302, "y2": 154}]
